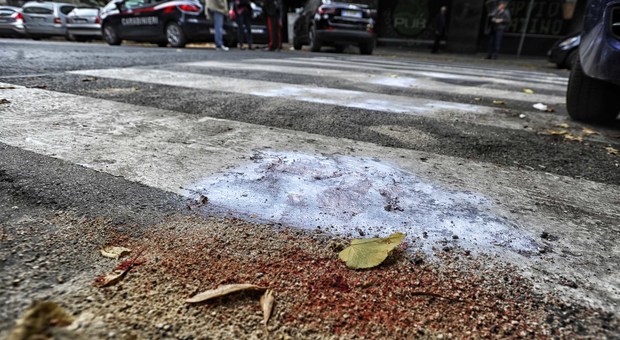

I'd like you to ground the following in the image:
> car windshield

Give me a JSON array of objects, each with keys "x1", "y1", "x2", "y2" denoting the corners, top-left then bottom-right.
[
  {"x1": 23, "y1": 6, "x2": 53, "y2": 14},
  {"x1": 72, "y1": 8, "x2": 99, "y2": 15}
]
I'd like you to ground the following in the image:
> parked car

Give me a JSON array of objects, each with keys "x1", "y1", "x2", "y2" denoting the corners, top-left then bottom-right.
[
  {"x1": 22, "y1": 1, "x2": 76, "y2": 40},
  {"x1": 247, "y1": 1, "x2": 268, "y2": 45},
  {"x1": 0, "y1": 6, "x2": 26, "y2": 37},
  {"x1": 66, "y1": 7, "x2": 101, "y2": 41},
  {"x1": 101, "y1": 0, "x2": 235, "y2": 48},
  {"x1": 566, "y1": 0, "x2": 620, "y2": 123},
  {"x1": 292, "y1": 0, "x2": 377, "y2": 54},
  {"x1": 547, "y1": 32, "x2": 580, "y2": 70}
]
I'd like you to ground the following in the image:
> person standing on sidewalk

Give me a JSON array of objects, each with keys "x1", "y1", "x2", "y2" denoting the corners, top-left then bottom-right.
[
  {"x1": 430, "y1": 6, "x2": 447, "y2": 54},
  {"x1": 263, "y1": 0, "x2": 281, "y2": 51},
  {"x1": 206, "y1": 0, "x2": 229, "y2": 51},
  {"x1": 234, "y1": 0, "x2": 253, "y2": 50},
  {"x1": 485, "y1": 1, "x2": 510, "y2": 59}
]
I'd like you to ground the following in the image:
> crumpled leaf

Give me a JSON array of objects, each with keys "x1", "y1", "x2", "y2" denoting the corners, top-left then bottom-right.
[
  {"x1": 186, "y1": 284, "x2": 266, "y2": 303},
  {"x1": 492, "y1": 100, "x2": 505, "y2": 105},
  {"x1": 606, "y1": 146, "x2": 619, "y2": 156},
  {"x1": 8, "y1": 301, "x2": 74, "y2": 340},
  {"x1": 582, "y1": 127, "x2": 598, "y2": 136},
  {"x1": 564, "y1": 134, "x2": 584, "y2": 142},
  {"x1": 546, "y1": 129, "x2": 568, "y2": 136},
  {"x1": 556, "y1": 123, "x2": 570, "y2": 129},
  {"x1": 95, "y1": 251, "x2": 145, "y2": 287},
  {"x1": 100, "y1": 246, "x2": 131, "y2": 259},
  {"x1": 260, "y1": 289, "x2": 275, "y2": 335},
  {"x1": 339, "y1": 232, "x2": 406, "y2": 269},
  {"x1": 523, "y1": 88, "x2": 534, "y2": 94},
  {"x1": 0, "y1": 98, "x2": 10, "y2": 104}
]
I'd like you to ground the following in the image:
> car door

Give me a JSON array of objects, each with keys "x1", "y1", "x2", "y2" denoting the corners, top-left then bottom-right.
[{"x1": 122, "y1": 0, "x2": 160, "y2": 39}]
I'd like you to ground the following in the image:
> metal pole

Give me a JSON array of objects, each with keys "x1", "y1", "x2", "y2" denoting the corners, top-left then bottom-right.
[{"x1": 517, "y1": 0, "x2": 535, "y2": 57}]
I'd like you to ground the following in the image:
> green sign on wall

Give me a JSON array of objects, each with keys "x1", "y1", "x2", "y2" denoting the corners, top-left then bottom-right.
[{"x1": 392, "y1": 0, "x2": 429, "y2": 37}]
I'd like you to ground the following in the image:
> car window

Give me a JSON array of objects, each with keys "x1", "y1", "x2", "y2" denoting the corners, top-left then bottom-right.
[
  {"x1": 23, "y1": 6, "x2": 54, "y2": 14},
  {"x1": 124, "y1": 0, "x2": 145, "y2": 9},
  {"x1": 60, "y1": 5, "x2": 75, "y2": 15},
  {"x1": 0, "y1": 9, "x2": 17, "y2": 16}
]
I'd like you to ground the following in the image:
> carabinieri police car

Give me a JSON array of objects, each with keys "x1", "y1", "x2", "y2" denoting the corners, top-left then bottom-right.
[{"x1": 100, "y1": 0, "x2": 235, "y2": 48}]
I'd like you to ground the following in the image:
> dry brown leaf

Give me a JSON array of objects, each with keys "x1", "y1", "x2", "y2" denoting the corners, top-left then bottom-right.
[
  {"x1": 260, "y1": 289, "x2": 275, "y2": 335},
  {"x1": 606, "y1": 146, "x2": 619, "y2": 156},
  {"x1": 100, "y1": 246, "x2": 131, "y2": 259},
  {"x1": 8, "y1": 301, "x2": 74, "y2": 340},
  {"x1": 186, "y1": 284, "x2": 266, "y2": 303},
  {"x1": 0, "y1": 98, "x2": 10, "y2": 104},
  {"x1": 556, "y1": 123, "x2": 570, "y2": 129},
  {"x1": 545, "y1": 129, "x2": 568, "y2": 136},
  {"x1": 95, "y1": 249, "x2": 145, "y2": 287},
  {"x1": 0, "y1": 86, "x2": 16, "y2": 89},
  {"x1": 564, "y1": 134, "x2": 584, "y2": 142},
  {"x1": 582, "y1": 127, "x2": 599, "y2": 136}
]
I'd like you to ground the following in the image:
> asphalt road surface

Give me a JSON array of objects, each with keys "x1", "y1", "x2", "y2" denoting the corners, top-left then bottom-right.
[{"x1": 1, "y1": 39, "x2": 619, "y2": 338}]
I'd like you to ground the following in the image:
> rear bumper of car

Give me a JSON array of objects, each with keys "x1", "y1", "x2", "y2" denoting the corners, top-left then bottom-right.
[
  {"x1": 25, "y1": 25, "x2": 66, "y2": 36},
  {"x1": 315, "y1": 29, "x2": 375, "y2": 44},
  {"x1": 67, "y1": 24, "x2": 101, "y2": 37},
  {"x1": 0, "y1": 24, "x2": 26, "y2": 36}
]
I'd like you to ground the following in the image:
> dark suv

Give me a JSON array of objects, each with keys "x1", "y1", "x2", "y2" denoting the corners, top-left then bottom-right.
[
  {"x1": 292, "y1": 0, "x2": 376, "y2": 55},
  {"x1": 566, "y1": 0, "x2": 620, "y2": 123}
]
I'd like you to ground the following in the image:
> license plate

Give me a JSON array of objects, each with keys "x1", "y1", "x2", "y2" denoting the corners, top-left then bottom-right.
[
  {"x1": 32, "y1": 17, "x2": 46, "y2": 22},
  {"x1": 74, "y1": 18, "x2": 87, "y2": 23},
  {"x1": 341, "y1": 10, "x2": 362, "y2": 18},
  {"x1": 0, "y1": 18, "x2": 8, "y2": 23},
  {"x1": 251, "y1": 28, "x2": 264, "y2": 34}
]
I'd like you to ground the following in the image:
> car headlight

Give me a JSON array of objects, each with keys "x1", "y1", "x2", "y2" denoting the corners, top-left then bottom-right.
[{"x1": 559, "y1": 35, "x2": 580, "y2": 48}]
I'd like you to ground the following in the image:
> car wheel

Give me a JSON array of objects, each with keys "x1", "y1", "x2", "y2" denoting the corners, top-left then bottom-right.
[
  {"x1": 103, "y1": 25, "x2": 121, "y2": 45},
  {"x1": 166, "y1": 22, "x2": 186, "y2": 48},
  {"x1": 567, "y1": 59, "x2": 620, "y2": 123},
  {"x1": 565, "y1": 50, "x2": 578, "y2": 70},
  {"x1": 359, "y1": 41, "x2": 374, "y2": 55},
  {"x1": 309, "y1": 25, "x2": 321, "y2": 52},
  {"x1": 293, "y1": 37, "x2": 302, "y2": 50}
]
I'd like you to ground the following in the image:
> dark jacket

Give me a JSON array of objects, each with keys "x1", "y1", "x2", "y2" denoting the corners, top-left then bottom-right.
[
  {"x1": 262, "y1": 0, "x2": 280, "y2": 17},
  {"x1": 490, "y1": 8, "x2": 511, "y2": 31}
]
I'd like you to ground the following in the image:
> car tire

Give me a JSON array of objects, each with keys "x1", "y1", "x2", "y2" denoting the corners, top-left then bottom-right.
[
  {"x1": 103, "y1": 25, "x2": 121, "y2": 46},
  {"x1": 166, "y1": 22, "x2": 186, "y2": 48},
  {"x1": 567, "y1": 59, "x2": 620, "y2": 123},
  {"x1": 309, "y1": 25, "x2": 321, "y2": 52},
  {"x1": 359, "y1": 41, "x2": 374, "y2": 55},
  {"x1": 565, "y1": 50, "x2": 578, "y2": 70}
]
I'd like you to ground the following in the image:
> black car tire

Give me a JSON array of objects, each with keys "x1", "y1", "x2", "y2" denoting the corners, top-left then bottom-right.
[
  {"x1": 359, "y1": 41, "x2": 374, "y2": 55},
  {"x1": 166, "y1": 22, "x2": 186, "y2": 48},
  {"x1": 103, "y1": 25, "x2": 121, "y2": 46},
  {"x1": 309, "y1": 25, "x2": 321, "y2": 52},
  {"x1": 565, "y1": 50, "x2": 578, "y2": 70},
  {"x1": 567, "y1": 59, "x2": 620, "y2": 123},
  {"x1": 293, "y1": 37, "x2": 302, "y2": 50}
]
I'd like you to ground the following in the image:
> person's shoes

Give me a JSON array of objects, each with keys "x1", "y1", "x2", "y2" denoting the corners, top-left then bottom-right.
[
  {"x1": 238, "y1": 44, "x2": 245, "y2": 50},
  {"x1": 262, "y1": 47, "x2": 275, "y2": 51},
  {"x1": 216, "y1": 46, "x2": 229, "y2": 51}
]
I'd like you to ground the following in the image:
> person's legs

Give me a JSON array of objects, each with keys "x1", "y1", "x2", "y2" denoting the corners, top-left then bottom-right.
[
  {"x1": 243, "y1": 11, "x2": 252, "y2": 48},
  {"x1": 493, "y1": 29, "x2": 504, "y2": 59},
  {"x1": 486, "y1": 30, "x2": 496, "y2": 58},
  {"x1": 236, "y1": 13, "x2": 244, "y2": 47},
  {"x1": 267, "y1": 16, "x2": 276, "y2": 50},
  {"x1": 214, "y1": 11, "x2": 223, "y2": 48}
]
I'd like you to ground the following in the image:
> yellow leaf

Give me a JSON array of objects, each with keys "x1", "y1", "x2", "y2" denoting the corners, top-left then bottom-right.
[
  {"x1": 389, "y1": 74, "x2": 398, "y2": 78},
  {"x1": 564, "y1": 134, "x2": 584, "y2": 142},
  {"x1": 8, "y1": 302, "x2": 74, "y2": 340},
  {"x1": 545, "y1": 129, "x2": 568, "y2": 136},
  {"x1": 582, "y1": 127, "x2": 599, "y2": 136},
  {"x1": 186, "y1": 284, "x2": 266, "y2": 303},
  {"x1": 100, "y1": 246, "x2": 131, "y2": 259},
  {"x1": 339, "y1": 232, "x2": 405, "y2": 269},
  {"x1": 523, "y1": 88, "x2": 534, "y2": 94},
  {"x1": 606, "y1": 146, "x2": 619, "y2": 156},
  {"x1": 556, "y1": 123, "x2": 570, "y2": 129},
  {"x1": 97, "y1": 268, "x2": 130, "y2": 287},
  {"x1": 492, "y1": 100, "x2": 505, "y2": 105},
  {"x1": 260, "y1": 289, "x2": 275, "y2": 335}
]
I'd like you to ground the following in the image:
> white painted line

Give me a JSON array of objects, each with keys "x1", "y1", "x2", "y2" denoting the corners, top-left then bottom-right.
[
  {"x1": 1, "y1": 82, "x2": 619, "y2": 312},
  {"x1": 69, "y1": 68, "x2": 497, "y2": 115}
]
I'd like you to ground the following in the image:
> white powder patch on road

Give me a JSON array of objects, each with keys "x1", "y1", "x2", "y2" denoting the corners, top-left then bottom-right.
[{"x1": 192, "y1": 151, "x2": 539, "y2": 255}]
